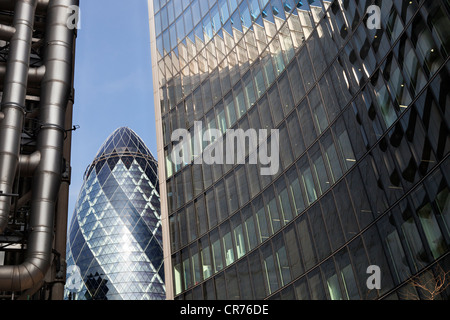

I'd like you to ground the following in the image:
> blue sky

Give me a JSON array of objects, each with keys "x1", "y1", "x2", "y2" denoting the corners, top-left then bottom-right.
[{"x1": 68, "y1": 0, "x2": 157, "y2": 223}]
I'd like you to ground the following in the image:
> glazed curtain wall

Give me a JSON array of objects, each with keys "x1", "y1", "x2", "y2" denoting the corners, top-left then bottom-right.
[{"x1": 151, "y1": 0, "x2": 450, "y2": 300}]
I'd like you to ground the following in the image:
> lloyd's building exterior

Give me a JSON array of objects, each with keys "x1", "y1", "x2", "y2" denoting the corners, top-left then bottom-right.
[{"x1": 148, "y1": 0, "x2": 450, "y2": 300}]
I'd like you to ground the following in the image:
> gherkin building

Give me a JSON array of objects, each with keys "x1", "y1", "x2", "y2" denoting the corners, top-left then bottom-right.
[{"x1": 64, "y1": 127, "x2": 165, "y2": 300}]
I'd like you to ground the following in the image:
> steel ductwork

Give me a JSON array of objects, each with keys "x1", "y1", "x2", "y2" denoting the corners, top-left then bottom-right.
[{"x1": 0, "y1": 0, "x2": 78, "y2": 295}]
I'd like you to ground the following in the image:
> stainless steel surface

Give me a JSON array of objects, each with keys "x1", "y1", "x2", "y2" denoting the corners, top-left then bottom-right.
[{"x1": 0, "y1": 0, "x2": 78, "y2": 296}]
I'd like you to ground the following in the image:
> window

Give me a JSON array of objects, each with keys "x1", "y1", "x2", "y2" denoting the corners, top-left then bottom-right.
[
  {"x1": 231, "y1": 213, "x2": 246, "y2": 259},
  {"x1": 410, "y1": 15, "x2": 444, "y2": 77},
  {"x1": 322, "y1": 258, "x2": 343, "y2": 300},
  {"x1": 320, "y1": 192, "x2": 345, "y2": 251},
  {"x1": 200, "y1": 236, "x2": 213, "y2": 279},
  {"x1": 254, "y1": 196, "x2": 270, "y2": 243},
  {"x1": 284, "y1": 224, "x2": 303, "y2": 278},
  {"x1": 378, "y1": 214, "x2": 411, "y2": 284},
  {"x1": 243, "y1": 204, "x2": 258, "y2": 250},
  {"x1": 186, "y1": 203, "x2": 197, "y2": 242},
  {"x1": 182, "y1": 248, "x2": 192, "y2": 290},
  {"x1": 190, "y1": 243, "x2": 201, "y2": 285},
  {"x1": 333, "y1": 180, "x2": 359, "y2": 241},
  {"x1": 286, "y1": 110, "x2": 305, "y2": 159},
  {"x1": 309, "y1": 144, "x2": 330, "y2": 195},
  {"x1": 308, "y1": 203, "x2": 331, "y2": 262},
  {"x1": 321, "y1": 132, "x2": 343, "y2": 183},
  {"x1": 215, "y1": 180, "x2": 228, "y2": 222},
  {"x1": 411, "y1": 186, "x2": 448, "y2": 259},
  {"x1": 264, "y1": 186, "x2": 282, "y2": 233},
  {"x1": 287, "y1": 59, "x2": 305, "y2": 104},
  {"x1": 275, "y1": 176, "x2": 293, "y2": 225},
  {"x1": 286, "y1": 166, "x2": 305, "y2": 216},
  {"x1": 195, "y1": 195, "x2": 208, "y2": 236},
  {"x1": 216, "y1": 102, "x2": 227, "y2": 134},
  {"x1": 220, "y1": 222, "x2": 236, "y2": 266},
  {"x1": 234, "y1": 82, "x2": 247, "y2": 119},
  {"x1": 278, "y1": 72, "x2": 295, "y2": 116},
  {"x1": 333, "y1": 119, "x2": 356, "y2": 170},
  {"x1": 211, "y1": 229, "x2": 224, "y2": 273},
  {"x1": 237, "y1": 259, "x2": 253, "y2": 299},
  {"x1": 206, "y1": 189, "x2": 217, "y2": 228},
  {"x1": 298, "y1": 99, "x2": 317, "y2": 147},
  {"x1": 273, "y1": 234, "x2": 291, "y2": 287},
  {"x1": 397, "y1": 201, "x2": 426, "y2": 272},
  {"x1": 296, "y1": 215, "x2": 317, "y2": 271},
  {"x1": 335, "y1": 248, "x2": 360, "y2": 300},
  {"x1": 249, "y1": 251, "x2": 266, "y2": 299},
  {"x1": 278, "y1": 123, "x2": 294, "y2": 169},
  {"x1": 261, "y1": 242, "x2": 279, "y2": 295},
  {"x1": 299, "y1": 156, "x2": 317, "y2": 205},
  {"x1": 235, "y1": 165, "x2": 250, "y2": 206},
  {"x1": 308, "y1": 267, "x2": 326, "y2": 300},
  {"x1": 225, "y1": 173, "x2": 239, "y2": 215},
  {"x1": 268, "y1": 84, "x2": 284, "y2": 126},
  {"x1": 243, "y1": 71, "x2": 256, "y2": 108}
]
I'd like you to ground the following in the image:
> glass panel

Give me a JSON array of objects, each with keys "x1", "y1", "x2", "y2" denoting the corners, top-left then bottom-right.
[
  {"x1": 182, "y1": 249, "x2": 192, "y2": 290},
  {"x1": 309, "y1": 144, "x2": 330, "y2": 195},
  {"x1": 243, "y1": 205, "x2": 259, "y2": 250},
  {"x1": 298, "y1": 99, "x2": 317, "y2": 147},
  {"x1": 296, "y1": 215, "x2": 317, "y2": 271},
  {"x1": 278, "y1": 72, "x2": 295, "y2": 116},
  {"x1": 206, "y1": 189, "x2": 217, "y2": 228},
  {"x1": 286, "y1": 111, "x2": 305, "y2": 159},
  {"x1": 308, "y1": 203, "x2": 331, "y2": 262},
  {"x1": 299, "y1": 156, "x2": 317, "y2": 205},
  {"x1": 261, "y1": 242, "x2": 279, "y2": 295},
  {"x1": 234, "y1": 82, "x2": 247, "y2": 119},
  {"x1": 264, "y1": 186, "x2": 282, "y2": 233},
  {"x1": 378, "y1": 214, "x2": 411, "y2": 284},
  {"x1": 333, "y1": 180, "x2": 359, "y2": 241},
  {"x1": 225, "y1": 173, "x2": 239, "y2": 215},
  {"x1": 284, "y1": 224, "x2": 304, "y2": 278},
  {"x1": 220, "y1": 222, "x2": 235, "y2": 266},
  {"x1": 411, "y1": 186, "x2": 448, "y2": 259},
  {"x1": 200, "y1": 236, "x2": 213, "y2": 279},
  {"x1": 334, "y1": 119, "x2": 356, "y2": 170},
  {"x1": 224, "y1": 92, "x2": 237, "y2": 127},
  {"x1": 273, "y1": 234, "x2": 291, "y2": 287},
  {"x1": 190, "y1": 243, "x2": 202, "y2": 285},
  {"x1": 249, "y1": 251, "x2": 266, "y2": 299},
  {"x1": 275, "y1": 177, "x2": 294, "y2": 225},
  {"x1": 308, "y1": 268, "x2": 326, "y2": 300},
  {"x1": 236, "y1": 165, "x2": 250, "y2": 206},
  {"x1": 211, "y1": 229, "x2": 224, "y2": 273},
  {"x1": 231, "y1": 213, "x2": 246, "y2": 259},
  {"x1": 308, "y1": 85, "x2": 328, "y2": 134},
  {"x1": 237, "y1": 259, "x2": 253, "y2": 299},
  {"x1": 254, "y1": 196, "x2": 270, "y2": 243}
]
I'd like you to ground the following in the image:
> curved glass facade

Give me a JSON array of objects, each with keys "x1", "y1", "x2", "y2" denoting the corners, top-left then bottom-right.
[
  {"x1": 149, "y1": 0, "x2": 450, "y2": 299},
  {"x1": 64, "y1": 127, "x2": 165, "y2": 300}
]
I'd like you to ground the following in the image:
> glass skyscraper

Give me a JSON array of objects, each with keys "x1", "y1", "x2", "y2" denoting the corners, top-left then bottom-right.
[
  {"x1": 64, "y1": 127, "x2": 165, "y2": 300},
  {"x1": 148, "y1": 0, "x2": 450, "y2": 300}
]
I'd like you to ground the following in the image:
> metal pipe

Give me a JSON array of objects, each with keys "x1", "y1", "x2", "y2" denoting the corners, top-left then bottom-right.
[
  {"x1": 0, "y1": 24, "x2": 16, "y2": 41},
  {"x1": 0, "y1": 0, "x2": 38, "y2": 235},
  {"x1": 0, "y1": 0, "x2": 77, "y2": 293},
  {"x1": 0, "y1": 0, "x2": 48, "y2": 12},
  {"x1": 18, "y1": 151, "x2": 41, "y2": 177},
  {"x1": 0, "y1": 64, "x2": 46, "y2": 84}
]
